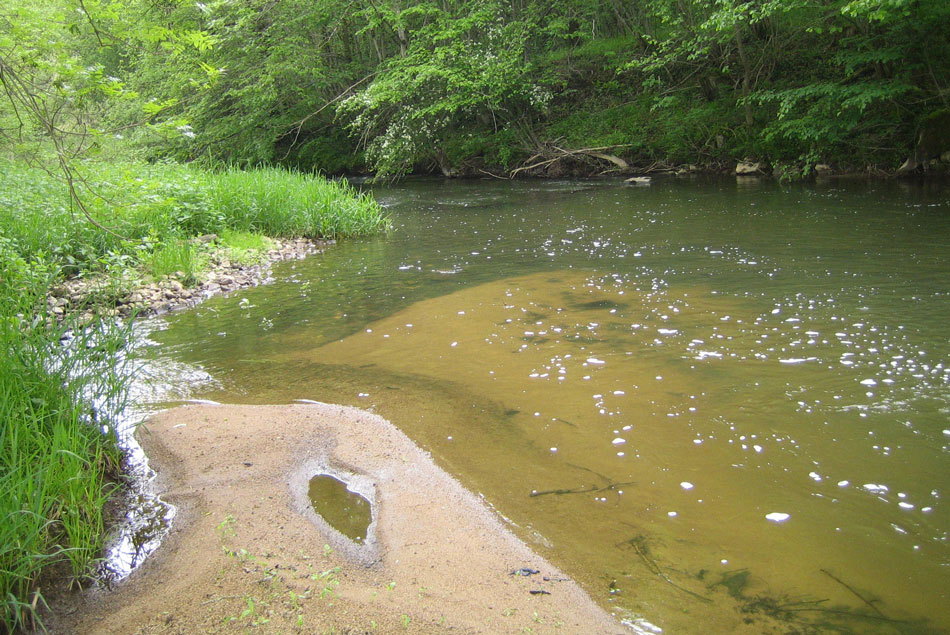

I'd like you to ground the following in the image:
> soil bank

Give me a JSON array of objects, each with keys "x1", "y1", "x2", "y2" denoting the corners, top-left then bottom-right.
[{"x1": 47, "y1": 403, "x2": 626, "y2": 634}]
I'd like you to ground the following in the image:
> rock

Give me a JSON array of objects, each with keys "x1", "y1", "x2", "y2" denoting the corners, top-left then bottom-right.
[
  {"x1": 216, "y1": 274, "x2": 234, "y2": 286},
  {"x1": 735, "y1": 161, "x2": 763, "y2": 175},
  {"x1": 168, "y1": 280, "x2": 184, "y2": 293},
  {"x1": 899, "y1": 109, "x2": 950, "y2": 173}
]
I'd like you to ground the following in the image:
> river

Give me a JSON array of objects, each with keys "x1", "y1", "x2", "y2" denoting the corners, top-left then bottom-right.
[{"x1": 140, "y1": 176, "x2": 949, "y2": 633}]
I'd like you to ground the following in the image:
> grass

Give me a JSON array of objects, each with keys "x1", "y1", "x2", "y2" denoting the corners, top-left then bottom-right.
[
  {"x1": 0, "y1": 158, "x2": 390, "y2": 631},
  {"x1": 0, "y1": 159, "x2": 389, "y2": 283},
  {"x1": 145, "y1": 239, "x2": 201, "y2": 283},
  {"x1": 207, "y1": 166, "x2": 387, "y2": 240},
  {"x1": 218, "y1": 229, "x2": 276, "y2": 266},
  {"x1": 0, "y1": 248, "x2": 128, "y2": 630}
]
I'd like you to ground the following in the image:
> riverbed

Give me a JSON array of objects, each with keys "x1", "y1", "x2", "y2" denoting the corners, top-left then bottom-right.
[{"x1": 139, "y1": 176, "x2": 949, "y2": 633}]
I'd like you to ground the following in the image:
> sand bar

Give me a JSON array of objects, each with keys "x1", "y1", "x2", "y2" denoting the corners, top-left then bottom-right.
[{"x1": 49, "y1": 403, "x2": 625, "y2": 633}]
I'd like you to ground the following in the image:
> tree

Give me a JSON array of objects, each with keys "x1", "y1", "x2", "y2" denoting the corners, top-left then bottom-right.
[{"x1": 0, "y1": 0, "x2": 213, "y2": 228}]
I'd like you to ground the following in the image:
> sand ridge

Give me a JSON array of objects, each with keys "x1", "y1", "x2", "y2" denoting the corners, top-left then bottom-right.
[{"x1": 49, "y1": 403, "x2": 626, "y2": 634}]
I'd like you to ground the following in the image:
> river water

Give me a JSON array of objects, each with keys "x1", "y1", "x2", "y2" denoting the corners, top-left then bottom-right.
[{"x1": 142, "y1": 177, "x2": 949, "y2": 633}]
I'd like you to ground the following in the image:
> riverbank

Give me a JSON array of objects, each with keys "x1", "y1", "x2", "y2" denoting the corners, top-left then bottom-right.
[
  {"x1": 44, "y1": 403, "x2": 626, "y2": 634},
  {"x1": 0, "y1": 159, "x2": 391, "y2": 630},
  {"x1": 45, "y1": 235, "x2": 332, "y2": 323}
]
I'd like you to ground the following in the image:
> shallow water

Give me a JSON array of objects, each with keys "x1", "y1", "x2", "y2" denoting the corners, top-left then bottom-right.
[
  {"x1": 308, "y1": 474, "x2": 372, "y2": 543},
  {"x1": 144, "y1": 176, "x2": 949, "y2": 632}
]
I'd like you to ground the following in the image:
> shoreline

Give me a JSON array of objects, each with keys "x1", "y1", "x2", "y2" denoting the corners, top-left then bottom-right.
[
  {"x1": 46, "y1": 236, "x2": 333, "y2": 324},
  {"x1": 44, "y1": 403, "x2": 626, "y2": 633}
]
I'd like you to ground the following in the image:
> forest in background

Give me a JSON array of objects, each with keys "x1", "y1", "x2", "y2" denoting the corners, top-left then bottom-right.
[{"x1": 3, "y1": 0, "x2": 949, "y2": 179}]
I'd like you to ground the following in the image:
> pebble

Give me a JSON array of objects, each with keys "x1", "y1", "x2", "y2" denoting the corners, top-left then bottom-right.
[{"x1": 46, "y1": 238, "x2": 327, "y2": 322}]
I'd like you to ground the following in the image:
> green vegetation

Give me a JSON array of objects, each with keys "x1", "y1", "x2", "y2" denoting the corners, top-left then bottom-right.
[
  {"x1": 4, "y1": 0, "x2": 948, "y2": 179},
  {"x1": 0, "y1": 160, "x2": 386, "y2": 283},
  {"x1": 207, "y1": 167, "x2": 385, "y2": 239},
  {"x1": 62, "y1": 0, "x2": 943, "y2": 178},
  {"x1": 0, "y1": 243, "x2": 127, "y2": 631},
  {"x1": 0, "y1": 163, "x2": 386, "y2": 631},
  {"x1": 0, "y1": 0, "x2": 945, "y2": 627}
]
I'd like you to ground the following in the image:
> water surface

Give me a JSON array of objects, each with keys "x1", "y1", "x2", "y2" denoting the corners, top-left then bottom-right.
[{"x1": 145, "y1": 177, "x2": 949, "y2": 633}]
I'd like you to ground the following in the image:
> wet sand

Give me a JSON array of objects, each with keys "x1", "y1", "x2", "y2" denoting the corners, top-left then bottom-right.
[{"x1": 49, "y1": 403, "x2": 625, "y2": 633}]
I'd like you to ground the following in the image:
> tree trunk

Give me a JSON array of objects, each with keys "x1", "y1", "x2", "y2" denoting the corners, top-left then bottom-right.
[{"x1": 733, "y1": 23, "x2": 754, "y2": 128}]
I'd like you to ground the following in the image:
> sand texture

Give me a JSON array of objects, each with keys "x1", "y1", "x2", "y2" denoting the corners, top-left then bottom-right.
[{"x1": 48, "y1": 403, "x2": 625, "y2": 634}]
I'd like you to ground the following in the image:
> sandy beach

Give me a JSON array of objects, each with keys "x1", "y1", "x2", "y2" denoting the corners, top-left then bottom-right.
[{"x1": 47, "y1": 403, "x2": 626, "y2": 633}]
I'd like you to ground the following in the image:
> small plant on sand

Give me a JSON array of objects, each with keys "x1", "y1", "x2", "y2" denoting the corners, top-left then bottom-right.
[
  {"x1": 216, "y1": 514, "x2": 236, "y2": 537},
  {"x1": 223, "y1": 595, "x2": 270, "y2": 627},
  {"x1": 286, "y1": 589, "x2": 309, "y2": 626},
  {"x1": 311, "y1": 567, "x2": 341, "y2": 599}
]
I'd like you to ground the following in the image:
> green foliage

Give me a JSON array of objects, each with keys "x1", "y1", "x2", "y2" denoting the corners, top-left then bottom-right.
[
  {"x1": 0, "y1": 249, "x2": 128, "y2": 630},
  {"x1": 338, "y1": 0, "x2": 554, "y2": 178},
  {"x1": 0, "y1": 160, "x2": 388, "y2": 285},
  {"x1": 146, "y1": 239, "x2": 201, "y2": 283},
  {"x1": 5, "y1": 0, "x2": 950, "y2": 176},
  {"x1": 206, "y1": 167, "x2": 389, "y2": 238}
]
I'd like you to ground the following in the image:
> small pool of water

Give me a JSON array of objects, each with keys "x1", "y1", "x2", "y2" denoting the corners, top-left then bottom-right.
[{"x1": 308, "y1": 474, "x2": 373, "y2": 543}]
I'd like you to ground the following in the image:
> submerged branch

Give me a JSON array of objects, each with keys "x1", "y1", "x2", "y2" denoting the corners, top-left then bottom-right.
[
  {"x1": 820, "y1": 568, "x2": 887, "y2": 619},
  {"x1": 528, "y1": 480, "x2": 634, "y2": 498},
  {"x1": 619, "y1": 535, "x2": 712, "y2": 604}
]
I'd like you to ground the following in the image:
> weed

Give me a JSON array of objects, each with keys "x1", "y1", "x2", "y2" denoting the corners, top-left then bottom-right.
[
  {"x1": 216, "y1": 514, "x2": 236, "y2": 537},
  {"x1": 0, "y1": 274, "x2": 128, "y2": 630},
  {"x1": 311, "y1": 567, "x2": 341, "y2": 598},
  {"x1": 145, "y1": 239, "x2": 201, "y2": 284}
]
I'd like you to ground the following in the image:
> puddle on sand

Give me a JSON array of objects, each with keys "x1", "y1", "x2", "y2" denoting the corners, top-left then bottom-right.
[{"x1": 308, "y1": 474, "x2": 373, "y2": 543}]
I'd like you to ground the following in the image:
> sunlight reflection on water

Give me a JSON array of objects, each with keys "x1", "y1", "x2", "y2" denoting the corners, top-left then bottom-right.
[{"x1": 143, "y1": 177, "x2": 949, "y2": 632}]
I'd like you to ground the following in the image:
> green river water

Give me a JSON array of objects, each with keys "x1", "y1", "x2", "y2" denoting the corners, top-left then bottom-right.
[{"x1": 141, "y1": 177, "x2": 949, "y2": 633}]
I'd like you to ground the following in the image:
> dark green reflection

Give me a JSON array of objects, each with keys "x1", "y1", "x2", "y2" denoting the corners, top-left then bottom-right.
[{"x1": 308, "y1": 474, "x2": 372, "y2": 543}]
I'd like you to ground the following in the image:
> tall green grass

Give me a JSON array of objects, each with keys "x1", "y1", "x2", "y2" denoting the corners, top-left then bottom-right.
[
  {"x1": 0, "y1": 241, "x2": 127, "y2": 631},
  {"x1": 0, "y1": 159, "x2": 388, "y2": 630},
  {"x1": 145, "y1": 239, "x2": 201, "y2": 284},
  {"x1": 207, "y1": 167, "x2": 388, "y2": 239},
  {"x1": 0, "y1": 159, "x2": 389, "y2": 281}
]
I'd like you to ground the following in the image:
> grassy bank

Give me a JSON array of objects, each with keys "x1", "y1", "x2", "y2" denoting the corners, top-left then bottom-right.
[{"x1": 0, "y1": 160, "x2": 389, "y2": 630}]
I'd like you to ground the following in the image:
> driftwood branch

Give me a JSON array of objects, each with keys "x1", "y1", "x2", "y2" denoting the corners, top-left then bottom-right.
[
  {"x1": 510, "y1": 144, "x2": 633, "y2": 177},
  {"x1": 820, "y1": 568, "x2": 887, "y2": 618}
]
